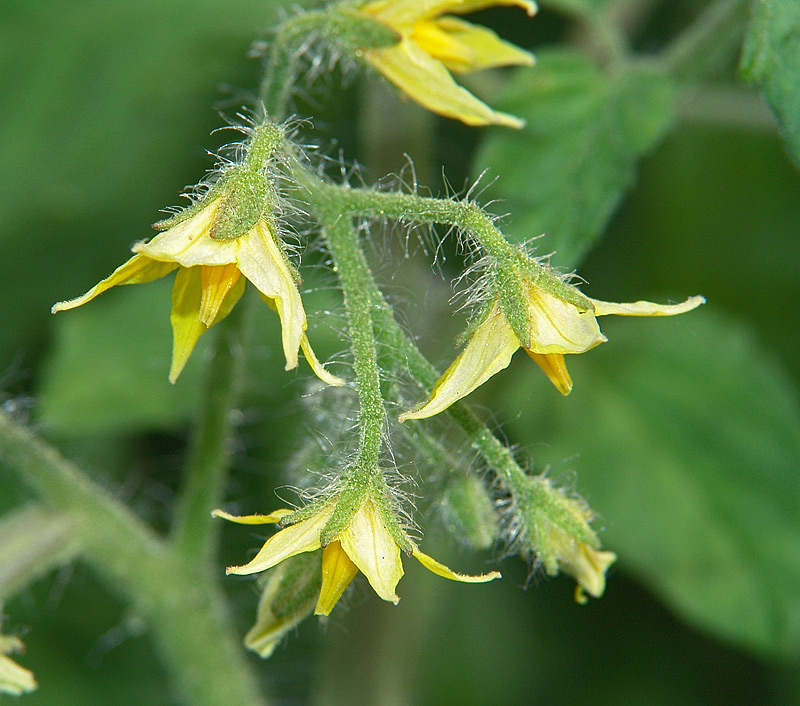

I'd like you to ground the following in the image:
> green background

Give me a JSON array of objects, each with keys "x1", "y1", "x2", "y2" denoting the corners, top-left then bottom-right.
[{"x1": 2, "y1": 1, "x2": 799, "y2": 704}]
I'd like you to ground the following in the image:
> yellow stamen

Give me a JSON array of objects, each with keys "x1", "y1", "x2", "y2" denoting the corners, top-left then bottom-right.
[
  {"x1": 525, "y1": 351, "x2": 573, "y2": 395},
  {"x1": 315, "y1": 541, "x2": 360, "y2": 616},
  {"x1": 199, "y1": 264, "x2": 242, "y2": 326}
]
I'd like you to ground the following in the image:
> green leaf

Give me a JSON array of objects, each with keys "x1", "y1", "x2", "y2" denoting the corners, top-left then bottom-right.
[
  {"x1": 473, "y1": 50, "x2": 675, "y2": 269},
  {"x1": 500, "y1": 309, "x2": 800, "y2": 657},
  {"x1": 741, "y1": 0, "x2": 800, "y2": 167},
  {"x1": 0, "y1": 504, "x2": 81, "y2": 601},
  {"x1": 38, "y1": 279, "x2": 203, "y2": 436},
  {"x1": 538, "y1": 0, "x2": 615, "y2": 13}
]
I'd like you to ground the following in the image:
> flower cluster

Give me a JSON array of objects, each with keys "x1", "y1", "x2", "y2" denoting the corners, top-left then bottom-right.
[{"x1": 47, "y1": 0, "x2": 706, "y2": 665}]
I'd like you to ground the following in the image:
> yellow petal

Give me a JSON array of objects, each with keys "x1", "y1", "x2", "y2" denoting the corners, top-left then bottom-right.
[
  {"x1": 134, "y1": 200, "x2": 239, "y2": 267},
  {"x1": 199, "y1": 264, "x2": 242, "y2": 326},
  {"x1": 169, "y1": 267, "x2": 207, "y2": 384},
  {"x1": 315, "y1": 541, "x2": 360, "y2": 616},
  {"x1": 339, "y1": 501, "x2": 403, "y2": 604},
  {"x1": 51, "y1": 255, "x2": 177, "y2": 312},
  {"x1": 400, "y1": 303, "x2": 520, "y2": 420},
  {"x1": 525, "y1": 284, "x2": 606, "y2": 354},
  {"x1": 591, "y1": 295, "x2": 706, "y2": 317},
  {"x1": 524, "y1": 351, "x2": 573, "y2": 395},
  {"x1": 237, "y1": 222, "x2": 306, "y2": 371},
  {"x1": 300, "y1": 335, "x2": 346, "y2": 386},
  {"x1": 362, "y1": 0, "x2": 536, "y2": 25},
  {"x1": 411, "y1": 20, "x2": 477, "y2": 68},
  {"x1": 447, "y1": 0, "x2": 537, "y2": 17},
  {"x1": 0, "y1": 637, "x2": 37, "y2": 696},
  {"x1": 212, "y1": 508, "x2": 294, "y2": 524},
  {"x1": 431, "y1": 16, "x2": 535, "y2": 73},
  {"x1": 365, "y1": 41, "x2": 524, "y2": 128},
  {"x1": 412, "y1": 548, "x2": 501, "y2": 583},
  {"x1": 225, "y1": 509, "x2": 332, "y2": 576}
]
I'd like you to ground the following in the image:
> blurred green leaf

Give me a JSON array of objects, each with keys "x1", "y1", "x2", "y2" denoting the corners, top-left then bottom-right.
[
  {"x1": 39, "y1": 279, "x2": 202, "y2": 436},
  {"x1": 538, "y1": 0, "x2": 615, "y2": 13},
  {"x1": 473, "y1": 50, "x2": 675, "y2": 268},
  {"x1": 501, "y1": 309, "x2": 800, "y2": 658},
  {"x1": 741, "y1": 0, "x2": 800, "y2": 166}
]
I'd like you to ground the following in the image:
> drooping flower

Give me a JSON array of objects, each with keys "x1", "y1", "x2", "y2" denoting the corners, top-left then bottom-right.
[
  {"x1": 357, "y1": 0, "x2": 536, "y2": 127},
  {"x1": 214, "y1": 497, "x2": 500, "y2": 615},
  {"x1": 401, "y1": 281, "x2": 705, "y2": 420},
  {"x1": 0, "y1": 636, "x2": 37, "y2": 696},
  {"x1": 52, "y1": 198, "x2": 343, "y2": 386}
]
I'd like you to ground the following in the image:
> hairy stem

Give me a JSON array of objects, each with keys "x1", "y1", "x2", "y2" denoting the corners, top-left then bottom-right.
[
  {"x1": 258, "y1": 11, "x2": 327, "y2": 120},
  {"x1": 295, "y1": 171, "x2": 535, "y2": 512},
  {"x1": 312, "y1": 204, "x2": 385, "y2": 476},
  {"x1": 0, "y1": 410, "x2": 268, "y2": 706}
]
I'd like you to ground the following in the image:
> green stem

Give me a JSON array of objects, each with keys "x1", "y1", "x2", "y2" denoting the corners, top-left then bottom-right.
[
  {"x1": 295, "y1": 172, "x2": 534, "y2": 508},
  {"x1": 0, "y1": 410, "x2": 268, "y2": 706},
  {"x1": 171, "y1": 294, "x2": 251, "y2": 564},
  {"x1": 663, "y1": 0, "x2": 749, "y2": 81},
  {"x1": 258, "y1": 11, "x2": 327, "y2": 120},
  {"x1": 313, "y1": 205, "x2": 385, "y2": 475}
]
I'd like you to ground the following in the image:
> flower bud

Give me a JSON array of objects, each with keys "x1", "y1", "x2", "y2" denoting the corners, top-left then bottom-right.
[{"x1": 244, "y1": 553, "x2": 322, "y2": 659}]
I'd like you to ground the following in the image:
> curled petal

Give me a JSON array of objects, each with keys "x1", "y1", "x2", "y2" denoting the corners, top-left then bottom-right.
[
  {"x1": 365, "y1": 41, "x2": 524, "y2": 128},
  {"x1": 412, "y1": 548, "x2": 501, "y2": 583},
  {"x1": 400, "y1": 303, "x2": 519, "y2": 420},
  {"x1": 238, "y1": 222, "x2": 306, "y2": 371},
  {"x1": 51, "y1": 255, "x2": 177, "y2": 313},
  {"x1": 430, "y1": 16, "x2": 534, "y2": 73},
  {"x1": 225, "y1": 510, "x2": 330, "y2": 575},
  {"x1": 591, "y1": 295, "x2": 706, "y2": 317},
  {"x1": 212, "y1": 508, "x2": 294, "y2": 525},
  {"x1": 524, "y1": 286, "x2": 606, "y2": 354},
  {"x1": 315, "y1": 541, "x2": 360, "y2": 616},
  {"x1": 339, "y1": 502, "x2": 404, "y2": 604},
  {"x1": 449, "y1": 0, "x2": 537, "y2": 16},
  {"x1": 135, "y1": 201, "x2": 238, "y2": 266},
  {"x1": 300, "y1": 336, "x2": 346, "y2": 387}
]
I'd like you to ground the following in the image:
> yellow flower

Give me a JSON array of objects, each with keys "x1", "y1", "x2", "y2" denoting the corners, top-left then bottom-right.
[
  {"x1": 0, "y1": 636, "x2": 37, "y2": 696},
  {"x1": 52, "y1": 199, "x2": 343, "y2": 386},
  {"x1": 213, "y1": 498, "x2": 500, "y2": 615},
  {"x1": 401, "y1": 282, "x2": 705, "y2": 420},
  {"x1": 358, "y1": 0, "x2": 536, "y2": 127}
]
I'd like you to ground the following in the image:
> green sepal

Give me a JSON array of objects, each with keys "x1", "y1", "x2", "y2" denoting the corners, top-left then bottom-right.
[
  {"x1": 210, "y1": 168, "x2": 274, "y2": 241},
  {"x1": 367, "y1": 472, "x2": 414, "y2": 553},
  {"x1": 516, "y1": 474, "x2": 599, "y2": 575},
  {"x1": 515, "y1": 249, "x2": 593, "y2": 310},
  {"x1": 328, "y1": 5, "x2": 400, "y2": 52},
  {"x1": 244, "y1": 553, "x2": 322, "y2": 659},
  {"x1": 492, "y1": 260, "x2": 531, "y2": 347},
  {"x1": 152, "y1": 178, "x2": 229, "y2": 231},
  {"x1": 319, "y1": 481, "x2": 367, "y2": 547}
]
